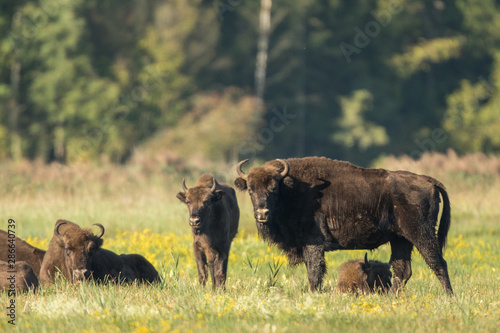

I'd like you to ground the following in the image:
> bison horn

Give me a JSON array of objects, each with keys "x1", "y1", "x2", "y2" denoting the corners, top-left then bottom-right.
[
  {"x1": 55, "y1": 221, "x2": 67, "y2": 238},
  {"x1": 210, "y1": 177, "x2": 217, "y2": 193},
  {"x1": 181, "y1": 178, "x2": 188, "y2": 192},
  {"x1": 276, "y1": 159, "x2": 289, "y2": 179},
  {"x1": 236, "y1": 159, "x2": 249, "y2": 179},
  {"x1": 93, "y1": 223, "x2": 105, "y2": 239},
  {"x1": 364, "y1": 253, "x2": 369, "y2": 265}
]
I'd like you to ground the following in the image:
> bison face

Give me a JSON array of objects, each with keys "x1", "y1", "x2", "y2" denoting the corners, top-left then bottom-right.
[
  {"x1": 55, "y1": 221, "x2": 104, "y2": 281},
  {"x1": 177, "y1": 177, "x2": 225, "y2": 232},
  {"x1": 235, "y1": 159, "x2": 289, "y2": 224}
]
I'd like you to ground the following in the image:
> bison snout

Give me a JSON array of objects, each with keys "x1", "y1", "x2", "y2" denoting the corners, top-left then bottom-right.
[
  {"x1": 73, "y1": 268, "x2": 88, "y2": 280},
  {"x1": 189, "y1": 216, "x2": 201, "y2": 227},
  {"x1": 255, "y1": 208, "x2": 270, "y2": 223}
]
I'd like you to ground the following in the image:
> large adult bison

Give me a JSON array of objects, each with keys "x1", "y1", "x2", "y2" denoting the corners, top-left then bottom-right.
[
  {"x1": 0, "y1": 230, "x2": 46, "y2": 278},
  {"x1": 176, "y1": 174, "x2": 239, "y2": 289},
  {"x1": 235, "y1": 157, "x2": 453, "y2": 294},
  {"x1": 40, "y1": 220, "x2": 160, "y2": 284}
]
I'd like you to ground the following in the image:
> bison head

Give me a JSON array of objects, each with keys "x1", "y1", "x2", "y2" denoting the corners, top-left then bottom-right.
[
  {"x1": 176, "y1": 177, "x2": 225, "y2": 233},
  {"x1": 234, "y1": 159, "x2": 289, "y2": 224},
  {"x1": 361, "y1": 253, "x2": 392, "y2": 292},
  {"x1": 54, "y1": 220, "x2": 104, "y2": 281}
]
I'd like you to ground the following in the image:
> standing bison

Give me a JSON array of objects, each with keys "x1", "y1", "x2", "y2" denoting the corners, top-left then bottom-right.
[
  {"x1": 0, "y1": 230, "x2": 46, "y2": 278},
  {"x1": 336, "y1": 253, "x2": 392, "y2": 294},
  {"x1": 40, "y1": 220, "x2": 160, "y2": 284},
  {"x1": 235, "y1": 157, "x2": 453, "y2": 294},
  {"x1": 176, "y1": 174, "x2": 239, "y2": 289}
]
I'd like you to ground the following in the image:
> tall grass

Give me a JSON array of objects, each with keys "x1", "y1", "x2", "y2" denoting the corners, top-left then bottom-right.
[{"x1": 1, "y1": 152, "x2": 499, "y2": 332}]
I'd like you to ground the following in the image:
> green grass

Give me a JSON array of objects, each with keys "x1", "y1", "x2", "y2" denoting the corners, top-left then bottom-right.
[{"x1": 0, "y1": 160, "x2": 499, "y2": 332}]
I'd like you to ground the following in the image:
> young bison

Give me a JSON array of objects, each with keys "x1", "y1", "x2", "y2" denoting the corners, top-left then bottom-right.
[
  {"x1": 0, "y1": 261, "x2": 39, "y2": 293},
  {"x1": 176, "y1": 174, "x2": 239, "y2": 289},
  {"x1": 336, "y1": 253, "x2": 392, "y2": 294}
]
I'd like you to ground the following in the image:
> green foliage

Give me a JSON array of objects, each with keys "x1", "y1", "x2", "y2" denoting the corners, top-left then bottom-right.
[
  {"x1": 332, "y1": 90, "x2": 389, "y2": 151},
  {"x1": 139, "y1": 87, "x2": 261, "y2": 163},
  {"x1": 1, "y1": 0, "x2": 500, "y2": 165},
  {"x1": 444, "y1": 53, "x2": 500, "y2": 153}
]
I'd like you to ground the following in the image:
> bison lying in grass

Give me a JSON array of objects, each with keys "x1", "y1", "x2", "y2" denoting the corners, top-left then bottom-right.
[
  {"x1": 40, "y1": 220, "x2": 160, "y2": 284},
  {"x1": 0, "y1": 261, "x2": 39, "y2": 293},
  {"x1": 176, "y1": 174, "x2": 239, "y2": 289},
  {"x1": 0, "y1": 230, "x2": 46, "y2": 278},
  {"x1": 336, "y1": 253, "x2": 392, "y2": 294}
]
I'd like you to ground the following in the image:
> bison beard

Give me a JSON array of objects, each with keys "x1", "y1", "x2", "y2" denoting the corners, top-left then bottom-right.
[{"x1": 235, "y1": 157, "x2": 454, "y2": 294}]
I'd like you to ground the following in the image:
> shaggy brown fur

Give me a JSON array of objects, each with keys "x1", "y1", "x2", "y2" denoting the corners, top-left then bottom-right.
[
  {"x1": 40, "y1": 220, "x2": 104, "y2": 284},
  {"x1": 0, "y1": 261, "x2": 39, "y2": 293},
  {"x1": 235, "y1": 157, "x2": 453, "y2": 294},
  {"x1": 177, "y1": 174, "x2": 239, "y2": 289},
  {"x1": 90, "y1": 250, "x2": 161, "y2": 283},
  {"x1": 40, "y1": 220, "x2": 160, "y2": 284},
  {"x1": 336, "y1": 253, "x2": 392, "y2": 294},
  {"x1": 0, "y1": 230, "x2": 46, "y2": 278}
]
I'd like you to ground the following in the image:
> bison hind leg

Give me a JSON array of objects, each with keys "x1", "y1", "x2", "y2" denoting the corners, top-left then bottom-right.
[
  {"x1": 409, "y1": 234, "x2": 454, "y2": 294},
  {"x1": 389, "y1": 237, "x2": 413, "y2": 293}
]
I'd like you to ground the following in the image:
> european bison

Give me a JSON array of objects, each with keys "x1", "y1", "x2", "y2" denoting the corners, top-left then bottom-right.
[
  {"x1": 176, "y1": 174, "x2": 239, "y2": 289},
  {"x1": 40, "y1": 220, "x2": 105, "y2": 283},
  {"x1": 336, "y1": 253, "x2": 392, "y2": 294},
  {"x1": 90, "y1": 251, "x2": 161, "y2": 283},
  {"x1": 0, "y1": 230, "x2": 46, "y2": 278},
  {"x1": 40, "y1": 220, "x2": 160, "y2": 284},
  {"x1": 0, "y1": 261, "x2": 39, "y2": 293},
  {"x1": 235, "y1": 157, "x2": 453, "y2": 294}
]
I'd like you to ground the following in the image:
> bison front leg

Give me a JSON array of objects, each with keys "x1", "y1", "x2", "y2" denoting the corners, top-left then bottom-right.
[
  {"x1": 389, "y1": 237, "x2": 413, "y2": 293},
  {"x1": 193, "y1": 245, "x2": 208, "y2": 286},
  {"x1": 214, "y1": 251, "x2": 229, "y2": 290},
  {"x1": 303, "y1": 244, "x2": 326, "y2": 292}
]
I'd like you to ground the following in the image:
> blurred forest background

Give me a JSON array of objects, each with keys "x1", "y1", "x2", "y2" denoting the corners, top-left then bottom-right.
[{"x1": 1, "y1": 0, "x2": 500, "y2": 168}]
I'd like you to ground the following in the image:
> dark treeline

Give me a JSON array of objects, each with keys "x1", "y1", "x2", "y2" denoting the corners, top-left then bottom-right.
[{"x1": 1, "y1": 0, "x2": 499, "y2": 166}]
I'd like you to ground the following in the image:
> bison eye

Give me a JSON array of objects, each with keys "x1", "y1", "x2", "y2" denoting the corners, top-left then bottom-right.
[{"x1": 65, "y1": 248, "x2": 72, "y2": 256}]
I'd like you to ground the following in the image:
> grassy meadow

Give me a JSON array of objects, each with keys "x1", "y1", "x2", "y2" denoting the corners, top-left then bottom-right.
[{"x1": 0, "y1": 152, "x2": 499, "y2": 332}]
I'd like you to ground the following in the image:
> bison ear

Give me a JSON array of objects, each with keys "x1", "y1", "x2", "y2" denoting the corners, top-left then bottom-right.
[
  {"x1": 234, "y1": 177, "x2": 247, "y2": 191},
  {"x1": 176, "y1": 192, "x2": 186, "y2": 203},
  {"x1": 212, "y1": 190, "x2": 225, "y2": 201},
  {"x1": 283, "y1": 176, "x2": 294, "y2": 188}
]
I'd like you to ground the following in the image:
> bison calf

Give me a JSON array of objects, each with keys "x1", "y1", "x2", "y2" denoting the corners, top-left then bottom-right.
[
  {"x1": 1, "y1": 261, "x2": 39, "y2": 293},
  {"x1": 0, "y1": 230, "x2": 46, "y2": 278},
  {"x1": 176, "y1": 174, "x2": 239, "y2": 289},
  {"x1": 336, "y1": 253, "x2": 392, "y2": 294}
]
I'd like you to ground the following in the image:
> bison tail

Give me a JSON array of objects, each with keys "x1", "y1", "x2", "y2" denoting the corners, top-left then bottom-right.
[{"x1": 435, "y1": 184, "x2": 451, "y2": 253}]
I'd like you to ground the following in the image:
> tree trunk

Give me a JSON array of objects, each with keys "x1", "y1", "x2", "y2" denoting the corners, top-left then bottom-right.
[
  {"x1": 254, "y1": 0, "x2": 272, "y2": 114},
  {"x1": 9, "y1": 58, "x2": 22, "y2": 162}
]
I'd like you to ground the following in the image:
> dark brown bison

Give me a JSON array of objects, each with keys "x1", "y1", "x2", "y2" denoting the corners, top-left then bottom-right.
[
  {"x1": 40, "y1": 220, "x2": 160, "y2": 284},
  {"x1": 0, "y1": 261, "x2": 39, "y2": 293},
  {"x1": 336, "y1": 253, "x2": 392, "y2": 294},
  {"x1": 0, "y1": 230, "x2": 46, "y2": 278},
  {"x1": 235, "y1": 157, "x2": 453, "y2": 294},
  {"x1": 176, "y1": 174, "x2": 239, "y2": 289},
  {"x1": 90, "y1": 251, "x2": 161, "y2": 283}
]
